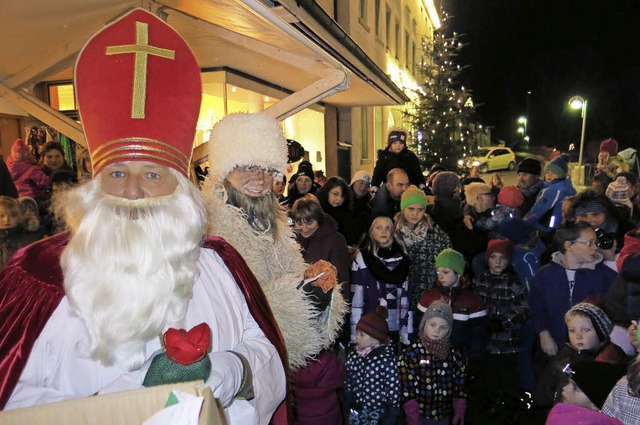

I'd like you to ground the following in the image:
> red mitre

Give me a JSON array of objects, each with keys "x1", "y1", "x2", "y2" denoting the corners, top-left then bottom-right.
[{"x1": 74, "y1": 8, "x2": 201, "y2": 176}]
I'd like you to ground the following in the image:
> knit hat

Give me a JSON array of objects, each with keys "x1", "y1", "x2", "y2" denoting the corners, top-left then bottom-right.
[
  {"x1": 386, "y1": 129, "x2": 407, "y2": 147},
  {"x1": 517, "y1": 158, "x2": 542, "y2": 176},
  {"x1": 420, "y1": 300, "x2": 453, "y2": 336},
  {"x1": 569, "y1": 361, "x2": 627, "y2": 409},
  {"x1": 432, "y1": 171, "x2": 460, "y2": 197},
  {"x1": 566, "y1": 302, "x2": 613, "y2": 342},
  {"x1": 295, "y1": 161, "x2": 315, "y2": 182},
  {"x1": 350, "y1": 170, "x2": 372, "y2": 186},
  {"x1": 486, "y1": 239, "x2": 512, "y2": 259},
  {"x1": 356, "y1": 305, "x2": 390, "y2": 343},
  {"x1": 497, "y1": 185, "x2": 524, "y2": 208},
  {"x1": 573, "y1": 199, "x2": 608, "y2": 217},
  {"x1": 599, "y1": 138, "x2": 619, "y2": 156},
  {"x1": 401, "y1": 185, "x2": 428, "y2": 211},
  {"x1": 10, "y1": 139, "x2": 34, "y2": 162},
  {"x1": 207, "y1": 112, "x2": 288, "y2": 180},
  {"x1": 498, "y1": 218, "x2": 535, "y2": 245},
  {"x1": 606, "y1": 176, "x2": 633, "y2": 212},
  {"x1": 435, "y1": 248, "x2": 465, "y2": 276},
  {"x1": 545, "y1": 154, "x2": 570, "y2": 179}
]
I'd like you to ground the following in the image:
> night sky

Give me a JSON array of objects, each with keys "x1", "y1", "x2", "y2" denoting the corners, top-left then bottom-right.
[{"x1": 447, "y1": 0, "x2": 640, "y2": 158}]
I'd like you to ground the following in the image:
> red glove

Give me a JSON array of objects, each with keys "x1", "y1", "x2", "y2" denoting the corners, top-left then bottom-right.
[
  {"x1": 402, "y1": 399, "x2": 420, "y2": 425},
  {"x1": 452, "y1": 398, "x2": 467, "y2": 425}
]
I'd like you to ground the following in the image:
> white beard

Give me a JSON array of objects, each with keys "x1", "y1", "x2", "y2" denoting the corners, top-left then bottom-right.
[{"x1": 60, "y1": 172, "x2": 207, "y2": 370}]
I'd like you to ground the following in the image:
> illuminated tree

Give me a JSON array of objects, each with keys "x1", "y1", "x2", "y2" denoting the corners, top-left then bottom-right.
[{"x1": 405, "y1": 14, "x2": 477, "y2": 171}]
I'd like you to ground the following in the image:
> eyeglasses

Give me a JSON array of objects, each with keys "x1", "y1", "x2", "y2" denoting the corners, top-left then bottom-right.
[{"x1": 572, "y1": 239, "x2": 596, "y2": 247}]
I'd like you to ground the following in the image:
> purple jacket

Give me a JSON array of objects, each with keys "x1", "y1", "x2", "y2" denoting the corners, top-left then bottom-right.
[{"x1": 6, "y1": 157, "x2": 50, "y2": 199}]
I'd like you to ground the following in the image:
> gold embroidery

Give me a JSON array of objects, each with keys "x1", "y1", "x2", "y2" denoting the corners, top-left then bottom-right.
[{"x1": 106, "y1": 21, "x2": 175, "y2": 119}]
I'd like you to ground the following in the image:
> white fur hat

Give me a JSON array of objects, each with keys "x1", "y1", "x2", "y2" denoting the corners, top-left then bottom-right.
[{"x1": 207, "y1": 112, "x2": 288, "y2": 180}]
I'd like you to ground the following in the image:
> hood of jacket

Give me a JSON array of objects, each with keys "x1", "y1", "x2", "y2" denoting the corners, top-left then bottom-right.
[{"x1": 551, "y1": 251, "x2": 604, "y2": 270}]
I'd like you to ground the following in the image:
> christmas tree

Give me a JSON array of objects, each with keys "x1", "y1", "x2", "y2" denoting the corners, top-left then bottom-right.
[{"x1": 405, "y1": 13, "x2": 477, "y2": 171}]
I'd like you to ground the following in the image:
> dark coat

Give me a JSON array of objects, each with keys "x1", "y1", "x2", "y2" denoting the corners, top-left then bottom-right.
[
  {"x1": 0, "y1": 160, "x2": 18, "y2": 198},
  {"x1": 371, "y1": 148, "x2": 423, "y2": 188}
]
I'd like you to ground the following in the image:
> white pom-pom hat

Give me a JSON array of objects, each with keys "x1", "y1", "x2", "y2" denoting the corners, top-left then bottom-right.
[{"x1": 207, "y1": 112, "x2": 288, "y2": 179}]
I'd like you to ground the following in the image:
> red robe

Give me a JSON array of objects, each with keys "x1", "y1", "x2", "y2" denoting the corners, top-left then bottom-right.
[{"x1": 0, "y1": 232, "x2": 289, "y2": 422}]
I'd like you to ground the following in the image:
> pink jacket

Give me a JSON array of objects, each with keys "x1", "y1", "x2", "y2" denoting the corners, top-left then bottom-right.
[{"x1": 6, "y1": 157, "x2": 50, "y2": 199}]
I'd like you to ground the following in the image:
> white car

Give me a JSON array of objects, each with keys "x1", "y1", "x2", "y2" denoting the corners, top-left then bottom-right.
[{"x1": 459, "y1": 147, "x2": 517, "y2": 173}]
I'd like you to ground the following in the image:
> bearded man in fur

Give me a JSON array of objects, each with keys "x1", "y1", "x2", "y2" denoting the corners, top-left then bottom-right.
[
  {"x1": 204, "y1": 113, "x2": 347, "y2": 370},
  {"x1": 0, "y1": 9, "x2": 287, "y2": 425}
]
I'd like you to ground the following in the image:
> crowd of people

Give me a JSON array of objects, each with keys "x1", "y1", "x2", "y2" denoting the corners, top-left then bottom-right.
[{"x1": 2, "y1": 8, "x2": 640, "y2": 425}]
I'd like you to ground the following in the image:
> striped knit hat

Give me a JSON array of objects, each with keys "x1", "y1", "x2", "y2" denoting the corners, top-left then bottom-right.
[{"x1": 566, "y1": 303, "x2": 613, "y2": 342}]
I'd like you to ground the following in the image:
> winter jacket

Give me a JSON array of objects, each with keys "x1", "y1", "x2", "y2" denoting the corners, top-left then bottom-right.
[
  {"x1": 345, "y1": 344, "x2": 400, "y2": 425},
  {"x1": 511, "y1": 240, "x2": 546, "y2": 291},
  {"x1": 617, "y1": 229, "x2": 640, "y2": 272},
  {"x1": 396, "y1": 218, "x2": 452, "y2": 309},
  {"x1": 474, "y1": 270, "x2": 528, "y2": 354},
  {"x1": 351, "y1": 244, "x2": 412, "y2": 344},
  {"x1": 0, "y1": 160, "x2": 18, "y2": 198},
  {"x1": 294, "y1": 349, "x2": 345, "y2": 425},
  {"x1": 0, "y1": 227, "x2": 42, "y2": 267},
  {"x1": 519, "y1": 179, "x2": 543, "y2": 217},
  {"x1": 371, "y1": 148, "x2": 423, "y2": 188},
  {"x1": 529, "y1": 252, "x2": 617, "y2": 346},
  {"x1": 547, "y1": 403, "x2": 624, "y2": 425},
  {"x1": 296, "y1": 215, "x2": 350, "y2": 286},
  {"x1": 428, "y1": 196, "x2": 463, "y2": 240},
  {"x1": 418, "y1": 281, "x2": 488, "y2": 358},
  {"x1": 322, "y1": 203, "x2": 368, "y2": 247},
  {"x1": 523, "y1": 177, "x2": 576, "y2": 233},
  {"x1": 399, "y1": 339, "x2": 466, "y2": 421},
  {"x1": 5, "y1": 157, "x2": 50, "y2": 199}
]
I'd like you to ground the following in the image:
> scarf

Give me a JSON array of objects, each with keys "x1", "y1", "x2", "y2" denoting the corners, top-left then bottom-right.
[
  {"x1": 420, "y1": 334, "x2": 451, "y2": 361},
  {"x1": 360, "y1": 243, "x2": 410, "y2": 284}
]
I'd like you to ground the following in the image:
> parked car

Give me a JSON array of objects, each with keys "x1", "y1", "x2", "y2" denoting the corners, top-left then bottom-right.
[{"x1": 459, "y1": 147, "x2": 517, "y2": 173}]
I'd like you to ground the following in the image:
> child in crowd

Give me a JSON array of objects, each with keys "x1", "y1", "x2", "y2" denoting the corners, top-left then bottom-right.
[
  {"x1": 474, "y1": 239, "x2": 528, "y2": 396},
  {"x1": 464, "y1": 184, "x2": 524, "y2": 237},
  {"x1": 603, "y1": 354, "x2": 640, "y2": 425},
  {"x1": 351, "y1": 215, "x2": 412, "y2": 345},
  {"x1": 317, "y1": 176, "x2": 365, "y2": 248},
  {"x1": 534, "y1": 302, "x2": 627, "y2": 407},
  {"x1": 490, "y1": 172, "x2": 503, "y2": 198},
  {"x1": 344, "y1": 305, "x2": 400, "y2": 424},
  {"x1": 395, "y1": 186, "x2": 452, "y2": 311},
  {"x1": 399, "y1": 300, "x2": 467, "y2": 425},
  {"x1": 417, "y1": 248, "x2": 487, "y2": 359},
  {"x1": 0, "y1": 196, "x2": 42, "y2": 266},
  {"x1": 370, "y1": 128, "x2": 424, "y2": 196},
  {"x1": 546, "y1": 360, "x2": 627, "y2": 425}
]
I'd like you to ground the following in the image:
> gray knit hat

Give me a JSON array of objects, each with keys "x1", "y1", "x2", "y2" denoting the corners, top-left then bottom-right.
[
  {"x1": 565, "y1": 303, "x2": 613, "y2": 342},
  {"x1": 432, "y1": 172, "x2": 460, "y2": 197},
  {"x1": 420, "y1": 300, "x2": 453, "y2": 337}
]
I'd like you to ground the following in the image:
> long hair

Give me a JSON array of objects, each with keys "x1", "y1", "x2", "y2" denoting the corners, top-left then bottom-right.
[
  {"x1": 362, "y1": 215, "x2": 407, "y2": 257},
  {"x1": 61, "y1": 171, "x2": 206, "y2": 370}
]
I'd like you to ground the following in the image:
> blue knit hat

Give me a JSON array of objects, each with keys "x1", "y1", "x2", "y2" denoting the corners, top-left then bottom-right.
[{"x1": 545, "y1": 154, "x2": 570, "y2": 179}]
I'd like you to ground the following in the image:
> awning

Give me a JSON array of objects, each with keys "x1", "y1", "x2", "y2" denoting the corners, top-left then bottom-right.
[{"x1": 0, "y1": 0, "x2": 407, "y2": 148}]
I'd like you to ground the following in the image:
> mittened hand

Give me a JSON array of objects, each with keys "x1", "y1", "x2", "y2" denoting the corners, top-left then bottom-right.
[{"x1": 164, "y1": 322, "x2": 211, "y2": 365}]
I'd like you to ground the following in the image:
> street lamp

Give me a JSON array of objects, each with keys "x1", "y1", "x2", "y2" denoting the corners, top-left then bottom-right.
[{"x1": 568, "y1": 96, "x2": 587, "y2": 168}]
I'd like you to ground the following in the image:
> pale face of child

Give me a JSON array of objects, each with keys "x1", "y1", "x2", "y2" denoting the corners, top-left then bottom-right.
[
  {"x1": 356, "y1": 330, "x2": 381, "y2": 350},
  {"x1": 567, "y1": 315, "x2": 600, "y2": 351},
  {"x1": 488, "y1": 252, "x2": 509, "y2": 274},
  {"x1": 370, "y1": 217, "x2": 393, "y2": 247},
  {"x1": 273, "y1": 179, "x2": 285, "y2": 197},
  {"x1": 424, "y1": 317, "x2": 450, "y2": 341},
  {"x1": 403, "y1": 204, "x2": 426, "y2": 227},
  {"x1": 561, "y1": 379, "x2": 595, "y2": 409},
  {"x1": 328, "y1": 186, "x2": 344, "y2": 208},
  {"x1": 389, "y1": 140, "x2": 405, "y2": 153},
  {"x1": 436, "y1": 267, "x2": 458, "y2": 288},
  {"x1": 0, "y1": 205, "x2": 20, "y2": 230}
]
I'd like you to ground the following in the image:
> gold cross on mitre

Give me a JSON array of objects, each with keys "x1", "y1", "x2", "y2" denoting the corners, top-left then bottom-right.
[{"x1": 105, "y1": 21, "x2": 175, "y2": 119}]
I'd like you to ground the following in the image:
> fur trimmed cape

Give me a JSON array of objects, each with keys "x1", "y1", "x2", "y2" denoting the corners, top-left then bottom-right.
[{"x1": 204, "y1": 179, "x2": 347, "y2": 369}]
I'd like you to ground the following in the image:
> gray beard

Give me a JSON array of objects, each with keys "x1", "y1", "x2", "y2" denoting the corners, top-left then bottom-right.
[{"x1": 223, "y1": 179, "x2": 284, "y2": 238}]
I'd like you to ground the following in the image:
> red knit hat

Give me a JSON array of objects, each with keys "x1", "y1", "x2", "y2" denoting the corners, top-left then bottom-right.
[
  {"x1": 10, "y1": 139, "x2": 34, "y2": 162},
  {"x1": 497, "y1": 185, "x2": 524, "y2": 208},
  {"x1": 75, "y1": 9, "x2": 201, "y2": 176},
  {"x1": 356, "y1": 305, "x2": 389, "y2": 343},
  {"x1": 486, "y1": 239, "x2": 512, "y2": 259},
  {"x1": 599, "y1": 138, "x2": 618, "y2": 156}
]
